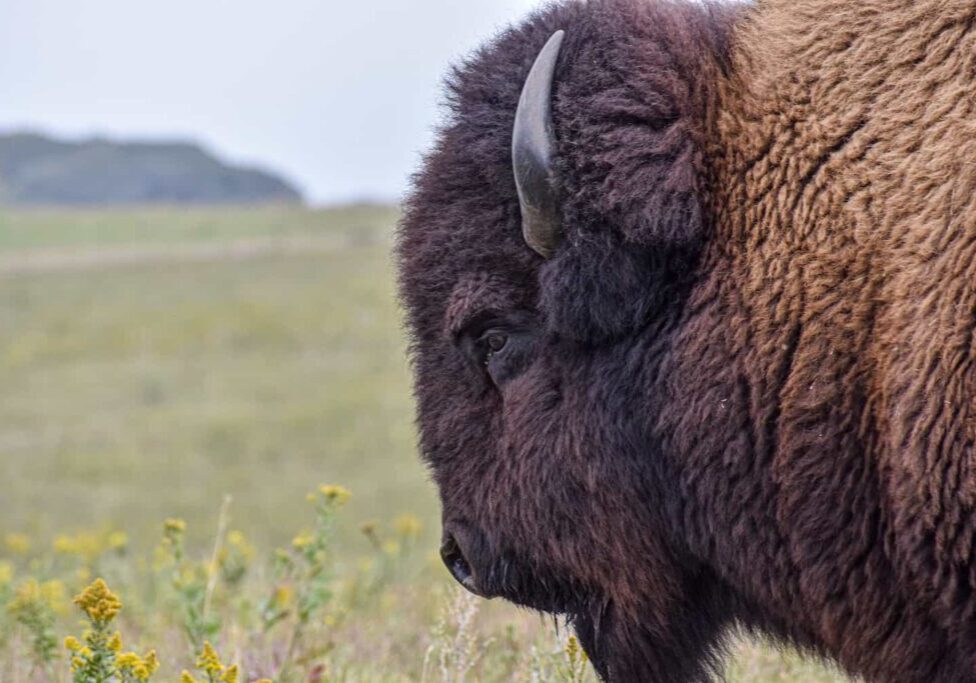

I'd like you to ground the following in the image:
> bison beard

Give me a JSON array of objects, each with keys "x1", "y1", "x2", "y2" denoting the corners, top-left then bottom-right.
[{"x1": 397, "y1": 0, "x2": 976, "y2": 681}]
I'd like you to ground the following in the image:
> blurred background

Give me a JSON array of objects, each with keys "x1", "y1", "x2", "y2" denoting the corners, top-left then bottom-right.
[{"x1": 0, "y1": 1, "x2": 847, "y2": 680}]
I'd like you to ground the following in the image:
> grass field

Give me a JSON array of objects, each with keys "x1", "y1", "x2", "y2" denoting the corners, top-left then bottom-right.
[{"x1": 0, "y1": 205, "x2": 849, "y2": 681}]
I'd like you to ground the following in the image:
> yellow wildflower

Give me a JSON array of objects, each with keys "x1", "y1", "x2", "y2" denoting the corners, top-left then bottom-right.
[
  {"x1": 220, "y1": 664, "x2": 239, "y2": 683},
  {"x1": 0, "y1": 560, "x2": 13, "y2": 586},
  {"x1": 5, "y1": 532, "x2": 31, "y2": 555},
  {"x1": 108, "y1": 531, "x2": 129, "y2": 551},
  {"x1": 7, "y1": 578, "x2": 40, "y2": 613},
  {"x1": 226, "y1": 530, "x2": 254, "y2": 559},
  {"x1": 196, "y1": 641, "x2": 223, "y2": 674},
  {"x1": 116, "y1": 652, "x2": 141, "y2": 668},
  {"x1": 273, "y1": 584, "x2": 294, "y2": 610},
  {"x1": 565, "y1": 634, "x2": 588, "y2": 668},
  {"x1": 53, "y1": 532, "x2": 103, "y2": 559},
  {"x1": 108, "y1": 631, "x2": 123, "y2": 651},
  {"x1": 164, "y1": 518, "x2": 186, "y2": 534},
  {"x1": 117, "y1": 650, "x2": 157, "y2": 681},
  {"x1": 73, "y1": 578, "x2": 122, "y2": 624},
  {"x1": 64, "y1": 636, "x2": 83, "y2": 652},
  {"x1": 393, "y1": 514, "x2": 422, "y2": 538},
  {"x1": 144, "y1": 650, "x2": 159, "y2": 675},
  {"x1": 178, "y1": 564, "x2": 203, "y2": 586},
  {"x1": 317, "y1": 484, "x2": 352, "y2": 506},
  {"x1": 291, "y1": 533, "x2": 314, "y2": 549},
  {"x1": 53, "y1": 534, "x2": 74, "y2": 554},
  {"x1": 382, "y1": 539, "x2": 401, "y2": 557},
  {"x1": 181, "y1": 672, "x2": 198, "y2": 683}
]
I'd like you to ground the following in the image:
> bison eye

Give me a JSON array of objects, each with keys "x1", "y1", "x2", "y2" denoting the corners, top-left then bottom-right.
[
  {"x1": 457, "y1": 312, "x2": 538, "y2": 386},
  {"x1": 483, "y1": 331, "x2": 508, "y2": 356}
]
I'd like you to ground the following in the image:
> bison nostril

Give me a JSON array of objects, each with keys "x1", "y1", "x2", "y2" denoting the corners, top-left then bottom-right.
[{"x1": 440, "y1": 532, "x2": 483, "y2": 596}]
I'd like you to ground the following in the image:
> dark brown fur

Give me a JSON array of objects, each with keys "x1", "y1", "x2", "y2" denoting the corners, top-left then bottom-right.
[{"x1": 396, "y1": 0, "x2": 976, "y2": 680}]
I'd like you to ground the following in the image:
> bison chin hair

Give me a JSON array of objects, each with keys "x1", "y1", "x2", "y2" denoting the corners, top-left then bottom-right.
[{"x1": 457, "y1": 529, "x2": 735, "y2": 683}]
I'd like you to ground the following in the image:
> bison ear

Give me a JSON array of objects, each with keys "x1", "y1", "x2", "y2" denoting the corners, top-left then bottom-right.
[
  {"x1": 551, "y1": 0, "x2": 723, "y2": 254},
  {"x1": 534, "y1": 1, "x2": 729, "y2": 343}
]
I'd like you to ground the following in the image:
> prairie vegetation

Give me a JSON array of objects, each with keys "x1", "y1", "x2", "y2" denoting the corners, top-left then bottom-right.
[{"x1": 0, "y1": 205, "x2": 847, "y2": 681}]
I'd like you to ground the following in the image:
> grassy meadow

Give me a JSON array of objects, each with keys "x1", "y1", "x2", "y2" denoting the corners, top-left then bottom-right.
[{"x1": 0, "y1": 205, "x2": 849, "y2": 681}]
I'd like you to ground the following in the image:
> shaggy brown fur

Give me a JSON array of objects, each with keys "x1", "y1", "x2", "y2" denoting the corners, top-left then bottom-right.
[{"x1": 397, "y1": 0, "x2": 976, "y2": 681}]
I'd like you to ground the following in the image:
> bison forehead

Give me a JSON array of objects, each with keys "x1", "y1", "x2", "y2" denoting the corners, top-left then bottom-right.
[{"x1": 443, "y1": 273, "x2": 525, "y2": 337}]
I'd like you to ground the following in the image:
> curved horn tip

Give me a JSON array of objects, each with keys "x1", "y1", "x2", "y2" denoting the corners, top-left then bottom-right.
[{"x1": 513, "y1": 30, "x2": 566, "y2": 259}]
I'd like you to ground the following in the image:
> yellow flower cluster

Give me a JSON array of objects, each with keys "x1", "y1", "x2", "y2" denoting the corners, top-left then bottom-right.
[
  {"x1": 73, "y1": 578, "x2": 122, "y2": 624},
  {"x1": 66, "y1": 633, "x2": 157, "y2": 680},
  {"x1": 225, "y1": 530, "x2": 254, "y2": 560},
  {"x1": 5, "y1": 532, "x2": 31, "y2": 555},
  {"x1": 273, "y1": 584, "x2": 294, "y2": 610},
  {"x1": 197, "y1": 641, "x2": 223, "y2": 673},
  {"x1": 64, "y1": 635, "x2": 94, "y2": 671},
  {"x1": 313, "y1": 483, "x2": 352, "y2": 506},
  {"x1": 7, "y1": 578, "x2": 67, "y2": 615},
  {"x1": 393, "y1": 514, "x2": 422, "y2": 538},
  {"x1": 291, "y1": 533, "x2": 315, "y2": 549},
  {"x1": 66, "y1": 581, "x2": 159, "y2": 682},
  {"x1": 63, "y1": 636, "x2": 84, "y2": 651},
  {"x1": 49, "y1": 529, "x2": 128, "y2": 561},
  {"x1": 52, "y1": 531, "x2": 102, "y2": 560},
  {"x1": 108, "y1": 530, "x2": 129, "y2": 551},
  {"x1": 164, "y1": 518, "x2": 187, "y2": 534},
  {"x1": 182, "y1": 641, "x2": 239, "y2": 683},
  {"x1": 160, "y1": 518, "x2": 188, "y2": 563},
  {"x1": 565, "y1": 635, "x2": 585, "y2": 661},
  {"x1": 116, "y1": 650, "x2": 160, "y2": 681},
  {"x1": 0, "y1": 560, "x2": 13, "y2": 587}
]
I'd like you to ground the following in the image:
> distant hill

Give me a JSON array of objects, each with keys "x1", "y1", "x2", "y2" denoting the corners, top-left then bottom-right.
[{"x1": 0, "y1": 131, "x2": 303, "y2": 206}]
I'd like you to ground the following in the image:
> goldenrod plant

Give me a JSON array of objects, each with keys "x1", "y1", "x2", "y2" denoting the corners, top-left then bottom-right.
[
  {"x1": 7, "y1": 578, "x2": 64, "y2": 671},
  {"x1": 180, "y1": 641, "x2": 237, "y2": 683},
  {"x1": 65, "y1": 578, "x2": 158, "y2": 683},
  {"x1": 264, "y1": 484, "x2": 350, "y2": 680},
  {"x1": 158, "y1": 518, "x2": 222, "y2": 651}
]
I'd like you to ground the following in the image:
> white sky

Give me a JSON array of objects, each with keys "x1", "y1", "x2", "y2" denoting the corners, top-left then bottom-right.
[{"x1": 1, "y1": 0, "x2": 544, "y2": 204}]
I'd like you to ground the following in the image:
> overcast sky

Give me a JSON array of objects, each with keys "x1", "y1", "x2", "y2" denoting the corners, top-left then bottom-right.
[{"x1": 1, "y1": 0, "x2": 543, "y2": 205}]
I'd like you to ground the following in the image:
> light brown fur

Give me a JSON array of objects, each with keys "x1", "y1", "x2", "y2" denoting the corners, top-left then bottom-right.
[{"x1": 698, "y1": 0, "x2": 976, "y2": 673}]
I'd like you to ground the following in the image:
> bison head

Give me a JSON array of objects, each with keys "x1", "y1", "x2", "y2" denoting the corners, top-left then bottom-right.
[{"x1": 398, "y1": 0, "x2": 741, "y2": 680}]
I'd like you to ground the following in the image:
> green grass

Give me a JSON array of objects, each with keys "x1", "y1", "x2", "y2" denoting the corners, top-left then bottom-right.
[
  {"x1": 0, "y1": 204, "x2": 849, "y2": 681},
  {"x1": 0, "y1": 206, "x2": 423, "y2": 551},
  {"x1": 0, "y1": 204, "x2": 397, "y2": 251}
]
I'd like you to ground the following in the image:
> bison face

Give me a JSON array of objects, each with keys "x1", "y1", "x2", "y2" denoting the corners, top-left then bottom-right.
[{"x1": 398, "y1": 0, "x2": 738, "y2": 679}]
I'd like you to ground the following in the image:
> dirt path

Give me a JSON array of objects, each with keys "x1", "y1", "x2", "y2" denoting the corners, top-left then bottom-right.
[{"x1": 0, "y1": 235, "x2": 366, "y2": 276}]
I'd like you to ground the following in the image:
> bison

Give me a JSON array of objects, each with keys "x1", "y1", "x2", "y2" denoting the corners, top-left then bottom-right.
[{"x1": 395, "y1": 0, "x2": 976, "y2": 680}]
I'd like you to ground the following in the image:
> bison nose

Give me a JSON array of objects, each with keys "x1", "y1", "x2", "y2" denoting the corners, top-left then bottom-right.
[{"x1": 440, "y1": 531, "x2": 486, "y2": 597}]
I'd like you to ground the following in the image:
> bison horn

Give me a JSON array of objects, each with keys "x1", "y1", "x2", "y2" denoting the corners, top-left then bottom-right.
[{"x1": 513, "y1": 30, "x2": 565, "y2": 258}]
